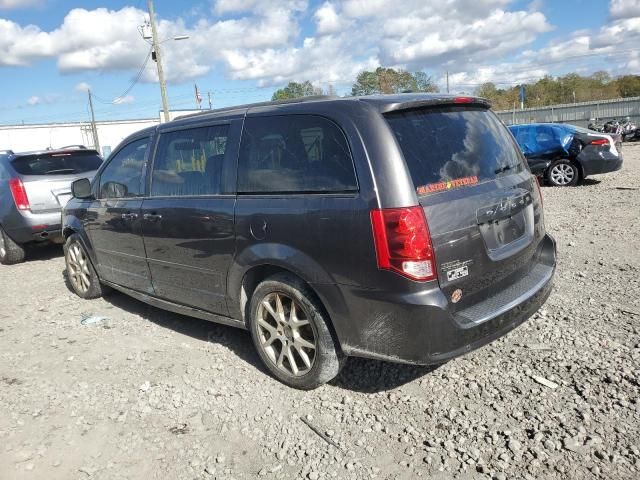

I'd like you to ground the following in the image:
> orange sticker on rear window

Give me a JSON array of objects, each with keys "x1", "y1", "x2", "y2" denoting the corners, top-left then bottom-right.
[{"x1": 417, "y1": 176, "x2": 479, "y2": 195}]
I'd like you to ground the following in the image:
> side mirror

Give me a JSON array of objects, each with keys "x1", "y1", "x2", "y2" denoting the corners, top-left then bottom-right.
[{"x1": 71, "y1": 178, "x2": 93, "y2": 199}]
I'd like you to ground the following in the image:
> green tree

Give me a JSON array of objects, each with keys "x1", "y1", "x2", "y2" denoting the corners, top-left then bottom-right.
[
  {"x1": 351, "y1": 67, "x2": 438, "y2": 96},
  {"x1": 473, "y1": 82, "x2": 518, "y2": 110},
  {"x1": 615, "y1": 75, "x2": 640, "y2": 97},
  {"x1": 475, "y1": 82, "x2": 500, "y2": 101},
  {"x1": 271, "y1": 81, "x2": 322, "y2": 101},
  {"x1": 412, "y1": 71, "x2": 439, "y2": 93}
]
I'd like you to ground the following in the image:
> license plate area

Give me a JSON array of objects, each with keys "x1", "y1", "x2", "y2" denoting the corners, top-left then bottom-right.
[{"x1": 477, "y1": 192, "x2": 534, "y2": 261}]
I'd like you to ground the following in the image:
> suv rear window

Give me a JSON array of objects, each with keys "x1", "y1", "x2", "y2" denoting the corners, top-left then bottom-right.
[
  {"x1": 385, "y1": 106, "x2": 524, "y2": 194},
  {"x1": 11, "y1": 150, "x2": 103, "y2": 176}
]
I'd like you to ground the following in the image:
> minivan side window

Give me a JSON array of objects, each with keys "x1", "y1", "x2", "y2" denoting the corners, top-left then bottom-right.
[
  {"x1": 151, "y1": 125, "x2": 229, "y2": 197},
  {"x1": 98, "y1": 138, "x2": 148, "y2": 199},
  {"x1": 237, "y1": 115, "x2": 357, "y2": 194}
]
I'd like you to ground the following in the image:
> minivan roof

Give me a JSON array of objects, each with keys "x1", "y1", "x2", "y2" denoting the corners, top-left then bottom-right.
[
  {"x1": 174, "y1": 93, "x2": 490, "y2": 121},
  {"x1": 117, "y1": 93, "x2": 490, "y2": 147}
]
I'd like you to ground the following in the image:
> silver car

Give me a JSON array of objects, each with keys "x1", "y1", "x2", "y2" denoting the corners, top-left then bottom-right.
[{"x1": 0, "y1": 147, "x2": 102, "y2": 264}]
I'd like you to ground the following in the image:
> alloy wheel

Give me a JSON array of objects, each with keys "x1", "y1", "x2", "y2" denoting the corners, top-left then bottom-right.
[
  {"x1": 0, "y1": 232, "x2": 5, "y2": 258},
  {"x1": 550, "y1": 163, "x2": 575, "y2": 185},
  {"x1": 67, "y1": 242, "x2": 91, "y2": 294},
  {"x1": 255, "y1": 292, "x2": 317, "y2": 377}
]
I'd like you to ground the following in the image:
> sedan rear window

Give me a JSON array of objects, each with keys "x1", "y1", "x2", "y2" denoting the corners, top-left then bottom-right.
[
  {"x1": 385, "y1": 106, "x2": 525, "y2": 194},
  {"x1": 11, "y1": 150, "x2": 103, "y2": 176}
]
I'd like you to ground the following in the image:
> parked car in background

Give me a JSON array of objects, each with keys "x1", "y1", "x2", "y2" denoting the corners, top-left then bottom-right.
[
  {"x1": 63, "y1": 94, "x2": 556, "y2": 389},
  {"x1": 0, "y1": 147, "x2": 102, "y2": 264},
  {"x1": 509, "y1": 123, "x2": 623, "y2": 186}
]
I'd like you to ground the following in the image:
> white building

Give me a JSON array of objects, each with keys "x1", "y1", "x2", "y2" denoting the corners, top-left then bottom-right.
[{"x1": 0, "y1": 110, "x2": 201, "y2": 157}]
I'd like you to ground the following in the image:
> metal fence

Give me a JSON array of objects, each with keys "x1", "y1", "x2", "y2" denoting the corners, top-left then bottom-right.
[{"x1": 495, "y1": 96, "x2": 640, "y2": 127}]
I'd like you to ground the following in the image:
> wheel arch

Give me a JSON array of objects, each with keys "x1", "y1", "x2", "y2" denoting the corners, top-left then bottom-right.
[
  {"x1": 62, "y1": 226, "x2": 76, "y2": 239},
  {"x1": 234, "y1": 262, "x2": 345, "y2": 355}
]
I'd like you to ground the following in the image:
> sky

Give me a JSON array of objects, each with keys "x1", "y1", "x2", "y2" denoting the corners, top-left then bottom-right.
[{"x1": 0, "y1": 0, "x2": 639, "y2": 125}]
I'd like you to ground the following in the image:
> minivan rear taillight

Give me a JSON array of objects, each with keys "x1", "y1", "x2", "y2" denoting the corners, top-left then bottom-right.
[
  {"x1": 370, "y1": 206, "x2": 437, "y2": 281},
  {"x1": 9, "y1": 178, "x2": 30, "y2": 211},
  {"x1": 535, "y1": 176, "x2": 543, "y2": 206}
]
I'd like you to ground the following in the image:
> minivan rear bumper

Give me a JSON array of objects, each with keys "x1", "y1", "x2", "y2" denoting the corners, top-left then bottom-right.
[{"x1": 324, "y1": 234, "x2": 556, "y2": 365}]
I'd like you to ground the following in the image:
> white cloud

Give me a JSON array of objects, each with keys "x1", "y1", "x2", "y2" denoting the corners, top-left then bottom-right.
[
  {"x1": 26, "y1": 94, "x2": 59, "y2": 106},
  {"x1": 74, "y1": 82, "x2": 91, "y2": 92},
  {"x1": 112, "y1": 95, "x2": 134, "y2": 105},
  {"x1": 213, "y1": 0, "x2": 307, "y2": 15},
  {"x1": 314, "y1": 2, "x2": 347, "y2": 34},
  {"x1": 381, "y1": 10, "x2": 552, "y2": 66},
  {"x1": 0, "y1": 0, "x2": 42, "y2": 9},
  {"x1": 1, "y1": 1, "x2": 639, "y2": 94},
  {"x1": 610, "y1": 0, "x2": 640, "y2": 19}
]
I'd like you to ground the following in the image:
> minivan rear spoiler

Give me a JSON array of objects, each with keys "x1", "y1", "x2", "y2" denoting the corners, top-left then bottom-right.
[{"x1": 374, "y1": 96, "x2": 491, "y2": 114}]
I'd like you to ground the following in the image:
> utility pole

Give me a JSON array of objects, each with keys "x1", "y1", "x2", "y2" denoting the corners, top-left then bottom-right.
[
  {"x1": 208, "y1": 91, "x2": 212, "y2": 110},
  {"x1": 147, "y1": 0, "x2": 170, "y2": 122},
  {"x1": 87, "y1": 89, "x2": 100, "y2": 153},
  {"x1": 446, "y1": 71, "x2": 449, "y2": 94}
]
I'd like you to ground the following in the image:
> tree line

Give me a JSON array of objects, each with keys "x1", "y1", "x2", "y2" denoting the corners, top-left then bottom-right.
[
  {"x1": 271, "y1": 67, "x2": 640, "y2": 110},
  {"x1": 271, "y1": 67, "x2": 438, "y2": 101},
  {"x1": 475, "y1": 72, "x2": 640, "y2": 110}
]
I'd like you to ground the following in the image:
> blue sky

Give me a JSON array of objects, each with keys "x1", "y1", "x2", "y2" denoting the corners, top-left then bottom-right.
[{"x1": 0, "y1": 0, "x2": 638, "y2": 125}]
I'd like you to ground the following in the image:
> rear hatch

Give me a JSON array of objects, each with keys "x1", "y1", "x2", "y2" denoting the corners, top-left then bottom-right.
[
  {"x1": 11, "y1": 150, "x2": 102, "y2": 213},
  {"x1": 385, "y1": 104, "x2": 548, "y2": 313}
]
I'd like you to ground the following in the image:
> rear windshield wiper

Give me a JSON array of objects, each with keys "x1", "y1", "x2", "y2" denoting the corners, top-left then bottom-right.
[{"x1": 44, "y1": 168, "x2": 77, "y2": 174}]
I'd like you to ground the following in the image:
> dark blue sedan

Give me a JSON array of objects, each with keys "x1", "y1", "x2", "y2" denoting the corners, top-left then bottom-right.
[{"x1": 508, "y1": 123, "x2": 623, "y2": 186}]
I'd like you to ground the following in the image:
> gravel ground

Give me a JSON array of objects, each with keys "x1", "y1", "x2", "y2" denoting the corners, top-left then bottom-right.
[{"x1": 1, "y1": 146, "x2": 639, "y2": 480}]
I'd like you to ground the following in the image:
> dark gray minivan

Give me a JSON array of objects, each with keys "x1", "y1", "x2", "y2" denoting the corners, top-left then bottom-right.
[{"x1": 63, "y1": 94, "x2": 556, "y2": 389}]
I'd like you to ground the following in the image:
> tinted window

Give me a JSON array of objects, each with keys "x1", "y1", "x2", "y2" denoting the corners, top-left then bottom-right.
[
  {"x1": 385, "y1": 107, "x2": 525, "y2": 194},
  {"x1": 11, "y1": 150, "x2": 103, "y2": 176},
  {"x1": 99, "y1": 138, "x2": 148, "y2": 199},
  {"x1": 151, "y1": 125, "x2": 228, "y2": 197},
  {"x1": 237, "y1": 115, "x2": 357, "y2": 193}
]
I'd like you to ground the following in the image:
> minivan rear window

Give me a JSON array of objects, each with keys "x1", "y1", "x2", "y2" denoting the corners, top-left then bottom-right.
[
  {"x1": 11, "y1": 150, "x2": 103, "y2": 176},
  {"x1": 385, "y1": 106, "x2": 524, "y2": 195}
]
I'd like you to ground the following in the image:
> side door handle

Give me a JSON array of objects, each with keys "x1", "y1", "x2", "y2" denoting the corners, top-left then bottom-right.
[
  {"x1": 143, "y1": 213, "x2": 163, "y2": 222},
  {"x1": 121, "y1": 213, "x2": 138, "y2": 220}
]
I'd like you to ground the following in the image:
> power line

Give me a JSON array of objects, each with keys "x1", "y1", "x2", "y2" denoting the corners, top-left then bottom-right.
[{"x1": 93, "y1": 48, "x2": 153, "y2": 104}]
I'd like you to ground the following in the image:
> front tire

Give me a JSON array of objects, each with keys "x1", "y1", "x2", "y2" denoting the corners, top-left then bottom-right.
[
  {"x1": 64, "y1": 234, "x2": 106, "y2": 299},
  {"x1": 546, "y1": 159, "x2": 579, "y2": 187},
  {"x1": 248, "y1": 273, "x2": 344, "y2": 389},
  {"x1": 0, "y1": 226, "x2": 26, "y2": 265}
]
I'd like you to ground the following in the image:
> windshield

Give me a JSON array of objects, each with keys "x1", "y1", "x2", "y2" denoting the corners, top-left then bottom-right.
[
  {"x1": 385, "y1": 106, "x2": 525, "y2": 195},
  {"x1": 11, "y1": 150, "x2": 103, "y2": 175}
]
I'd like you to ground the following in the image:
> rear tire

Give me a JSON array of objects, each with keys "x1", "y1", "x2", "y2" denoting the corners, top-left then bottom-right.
[
  {"x1": 64, "y1": 234, "x2": 106, "y2": 299},
  {"x1": 546, "y1": 159, "x2": 579, "y2": 187},
  {"x1": 0, "y1": 226, "x2": 26, "y2": 265},
  {"x1": 248, "y1": 273, "x2": 344, "y2": 390}
]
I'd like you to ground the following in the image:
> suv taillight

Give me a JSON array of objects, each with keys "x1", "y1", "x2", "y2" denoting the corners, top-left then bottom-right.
[
  {"x1": 590, "y1": 138, "x2": 609, "y2": 146},
  {"x1": 370, "y1": 206, "x2": 437, "y2": 281},
  {"x1": 9, "y1": 178, "x2": 30, "y2": 211}
]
